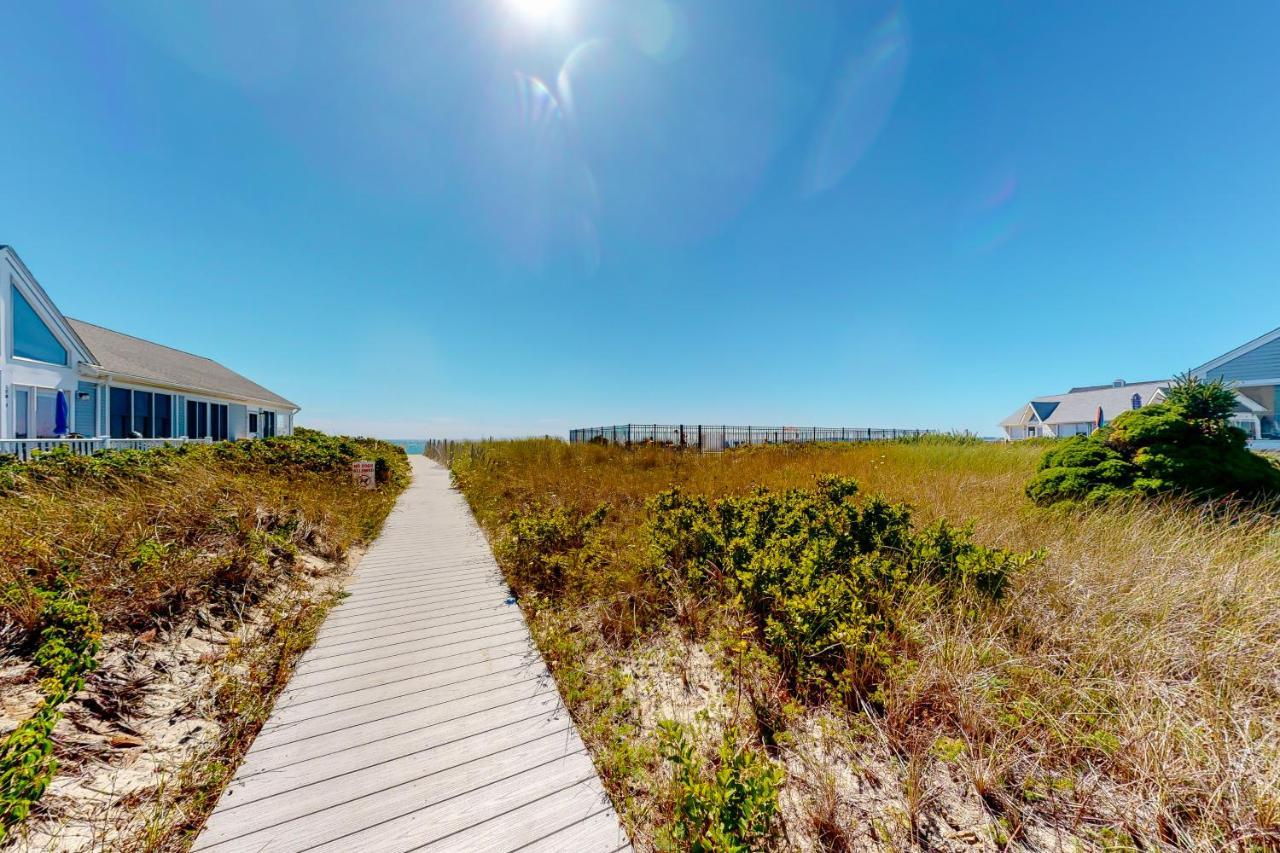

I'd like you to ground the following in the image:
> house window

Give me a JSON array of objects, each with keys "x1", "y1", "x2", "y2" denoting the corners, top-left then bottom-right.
[
  {"x1": 1131, "y1": 393, "x2": 1141, "y2": 410},
  {"x1": 154, "y1": 394, "x2": 172, "y2": 438},
  {"x1": 11, "y1": 285, "x2": 68, "y2": 365},
  {"x1": 35, "y1": 389, "x2": 59, "y2": 438},
  {"x1": 248, "y1": 412, "x2": 258, "y2": 435},
  {"x1": 184, "y1": 400, "x2": 228, "y2": 440},
  {"x1": 11, "y1": 386, "x2": 64, "y2": 438},
  {"x1": 110, "y1": 388, "x2": 131, "y2": 438},
  {"x1": 262, "y1": 411, "x2": 276, "y2": 438},
  {"x1": 13, "y1": 388, "x2": 29, "y2": 439},
  {"x1": 132, "y1": 390, "x2": 153, "y2": 438}
]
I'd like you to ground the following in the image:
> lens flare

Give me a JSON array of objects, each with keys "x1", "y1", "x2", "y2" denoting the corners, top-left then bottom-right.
[
  {"x1": 506, "y1": 0, "x2": 571, "y2": 28},
  {"x1": 514, "y1": 71, "x2": 562, "y2": 131},
  {"x1": 803, "y1": 9, "x2": 909, "y2": 195},
  {"x1": 953, "y1": 169, "x2": 1024, "y2": 255}
]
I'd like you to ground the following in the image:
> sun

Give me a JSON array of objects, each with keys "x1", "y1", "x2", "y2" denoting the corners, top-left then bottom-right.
[{"x1": 506, "y1": 0, "x2": 571, "y2": 27}]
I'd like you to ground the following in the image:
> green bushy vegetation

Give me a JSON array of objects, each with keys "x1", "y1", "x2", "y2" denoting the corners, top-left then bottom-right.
[
  {"x1": 1028, "y1": 374, "x2": 1280, "y2": 505},
  {"x1": 657, "y1": 721, "x2": 783, "y2": 853},
  {"x1": 648, "y1": 478, "x2": 1037, "y2": 701},
  {"x1": 0, "y1": 576, "x2": 101, "y2": 842},
  {"x1": 0, "y1": 429, "x2": 408, "y2": 845}
]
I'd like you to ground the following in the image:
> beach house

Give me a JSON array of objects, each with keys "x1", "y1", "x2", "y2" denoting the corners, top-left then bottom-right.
[
  {"x1": 1002, "y1": 326, "x2": 1280, "y2": 441},
  {"x1": 1, "y1": 246, "x2": 297, "y2": 457}
]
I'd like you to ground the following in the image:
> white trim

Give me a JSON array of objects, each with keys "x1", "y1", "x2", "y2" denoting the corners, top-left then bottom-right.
[
  {"x1": 2, "y1": 249, "x2": 95, "y2": 366},
  {"x1": 1192, "y1": 326, "x2": 1280, "y2": 377}
]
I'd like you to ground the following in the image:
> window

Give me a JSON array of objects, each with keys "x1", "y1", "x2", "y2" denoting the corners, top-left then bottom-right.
[
  {"x1": 110, "y1": 388, "x2": 131, "y2": 438},
  {"x1": 1131, "y1": 393, "x2": 1142, "y2": 410},
  {"x1": 132, "y1": 390, "x2": 153, "y2": 438},
  {"x1": 181, "y1": 400, "x2": 227, "y2": 440},
  {"x1": 154, "y1": 394, "x2": 172, "y2": 438},
  {"x1": 248, "y1": 412, "x2": 258, "y2": 435},
  {"x1": 35, "y1": 390, "x2": 58, "y2": 438},
  {"x1": 11, "y1": 286, "x2": 68, "y2": 365},
  {"x1": 262, "y1": 411, "x2": 276, "y2": 438},
  {"x1": 213, "y1": 404, "x2": 228, "y2": 441},
  {"x1": 13, "y1": 388, "x2": 29, "y2": 439}
]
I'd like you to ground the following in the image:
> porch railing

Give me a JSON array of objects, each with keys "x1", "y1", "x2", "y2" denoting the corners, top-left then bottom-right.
[{"x1": 0, "y1": 437, "x2": 211, "y2": 462}]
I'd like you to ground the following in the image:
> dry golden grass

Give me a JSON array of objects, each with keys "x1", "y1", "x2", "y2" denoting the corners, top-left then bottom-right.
[
  {"x1": 447, "y1": 438, "x2": 1280, "y2": 849},
  {"x1": 0, "y1": 435, "x2": 408, "y2": 849}
]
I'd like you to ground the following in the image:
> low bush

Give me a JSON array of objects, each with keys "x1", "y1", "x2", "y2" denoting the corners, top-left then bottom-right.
[
  {"x1": 1027, "y1": 375, "x2": 1280, "y2": 505},
  {"x1": 500, "y1": 503, "x2": 608, "y2": 597},
  {"x1": 0, "y1": 576, "x2": 101, "y2": 842},
  {"x1": 657, "y1": 721, "x2": 782, "y2": 853},
  {"x1": 648, "y1": 477, "x2": 1038, "y2": 701}
]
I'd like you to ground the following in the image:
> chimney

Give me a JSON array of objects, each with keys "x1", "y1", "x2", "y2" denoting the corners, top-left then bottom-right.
[{"x1": 1112, "y1": 379, "x2": 1126, "y2": 387}]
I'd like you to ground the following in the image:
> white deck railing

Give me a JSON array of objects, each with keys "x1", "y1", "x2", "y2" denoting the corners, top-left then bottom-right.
[{"x1": 0, "y1": 437, "x2": 211, "y2": 462}]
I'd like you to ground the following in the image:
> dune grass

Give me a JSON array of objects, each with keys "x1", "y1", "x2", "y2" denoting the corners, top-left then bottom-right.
[
  {"x1": 441, "y1": 438, "x2": 1280, "y2": 850},
  {"x1": 0, "y1": 430, "x2": 409, "y2": 848}
]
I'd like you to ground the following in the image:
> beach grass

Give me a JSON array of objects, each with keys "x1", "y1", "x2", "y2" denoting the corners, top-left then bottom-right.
[{"x1": 441, "y1": 437, "x2": 1280, "y2": 850}]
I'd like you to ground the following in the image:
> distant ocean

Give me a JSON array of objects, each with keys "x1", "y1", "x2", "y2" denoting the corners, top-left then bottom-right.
[{"x1": 386, "y1": 440, "x2": 426, "y2": 455}]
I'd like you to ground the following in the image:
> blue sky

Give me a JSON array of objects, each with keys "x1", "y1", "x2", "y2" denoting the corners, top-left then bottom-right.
[{"x1": 2, "y1": 1, "x2": 1278, "y2": 437}]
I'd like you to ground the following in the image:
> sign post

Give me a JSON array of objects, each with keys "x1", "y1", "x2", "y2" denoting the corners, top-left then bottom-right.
[{"x1": 352, "y1": 460, "x2": 376, "y2": 490}]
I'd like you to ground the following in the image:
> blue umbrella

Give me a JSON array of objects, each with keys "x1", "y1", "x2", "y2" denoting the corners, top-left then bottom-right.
[{"x1": 54, "y1": 390, "x2": 69, "y2": 436}]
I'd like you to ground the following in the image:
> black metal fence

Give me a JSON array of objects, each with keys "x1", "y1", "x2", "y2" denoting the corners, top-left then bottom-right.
[{"x1": 569, "y1": 424, "x2": 934, "y2": 452}]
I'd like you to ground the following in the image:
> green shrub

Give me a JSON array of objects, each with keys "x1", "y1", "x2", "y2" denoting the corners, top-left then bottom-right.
[
  {"x1": 0, "y1": 579, "x2": 101, "y2": 842},
  {"x1": 500, "y1": 504, "x2": 608, "y2": 596},
  {"x1": 647, "y1": 477, "x2": 1036, "y2": 700},
  {"x1": 657, "y1": 721, "x2": 782, "y2": 853},
  {"x1": 1027, "y1": 376, "x2": 1280, "y2": 505},
  {"x1": 0, "y1": 427, "x2": 408, "y2": 491}
]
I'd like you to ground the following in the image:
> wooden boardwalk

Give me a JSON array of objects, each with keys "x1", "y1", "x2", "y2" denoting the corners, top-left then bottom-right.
[{"x1": 195, "y1": 457, "x2": 630, "y2": 853}]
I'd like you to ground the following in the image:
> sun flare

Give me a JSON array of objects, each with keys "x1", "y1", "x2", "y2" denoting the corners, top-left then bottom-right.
[{"x1": 506, "y1": 0, "x2": 571, "y2": 27}]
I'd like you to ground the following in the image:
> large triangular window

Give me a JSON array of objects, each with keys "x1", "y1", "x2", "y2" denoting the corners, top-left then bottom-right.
[{"x1": 11, "y1": 285, "x2": 68, "y2": 365}]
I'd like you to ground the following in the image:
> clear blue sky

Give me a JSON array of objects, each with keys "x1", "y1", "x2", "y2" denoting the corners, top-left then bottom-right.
[{"x1": 2, "y1": 1, "x2": 1278, "y2": 437}]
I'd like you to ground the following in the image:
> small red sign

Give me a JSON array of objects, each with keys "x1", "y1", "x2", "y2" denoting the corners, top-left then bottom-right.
[{"x1": 352, "y1": 460, "x2": 376, "y2": 490}]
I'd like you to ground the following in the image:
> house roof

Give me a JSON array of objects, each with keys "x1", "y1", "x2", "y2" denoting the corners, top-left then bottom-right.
[
  {"x1": 67, "y1": 318, "x2": 298, "y2": 410},
  {"x1": 1192, "y1": 325, "x2": 1280, "y2": 377},
  {"x1": 1001, "y1": 380, "x2": 1170, "y2": 426}
]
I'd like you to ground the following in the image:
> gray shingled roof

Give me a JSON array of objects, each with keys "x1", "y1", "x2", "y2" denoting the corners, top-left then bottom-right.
[
  {"x1": 67, "y1": 318, "x2": 297, "y2": 409},
  {"x1": 1001, "y1": 380, "x2": 1170, "y2": 426}
]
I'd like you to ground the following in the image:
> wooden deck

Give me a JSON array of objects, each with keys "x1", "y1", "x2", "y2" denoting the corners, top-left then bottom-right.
[{"x1": 195, "y1": 456, "x2": 630, "y2": 853}]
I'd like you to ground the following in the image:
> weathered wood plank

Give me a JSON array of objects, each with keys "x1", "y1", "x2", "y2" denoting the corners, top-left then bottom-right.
[{"x1": 195, "y1": 457, "x2": 628, "y2": 852}]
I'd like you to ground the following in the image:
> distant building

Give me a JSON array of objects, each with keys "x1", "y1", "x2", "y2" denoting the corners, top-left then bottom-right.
[
  {"x1": 1, "y1": 245, "x2": 297, "y2": 445},
  {"x1": 1000, "y1": 379, "x2": 1181, "y2": 440},
  {"x1": 1001, "y1": 324, "x2": 1280, "y2": 441}
]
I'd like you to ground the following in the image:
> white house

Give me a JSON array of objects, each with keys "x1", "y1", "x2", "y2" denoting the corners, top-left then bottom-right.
[
  {"x1": 1, "y1": 245, "x2": 297, "y2": 453},
  {"x1": 1002, "y1": 326, "x2": 1280, "y2": 441}
]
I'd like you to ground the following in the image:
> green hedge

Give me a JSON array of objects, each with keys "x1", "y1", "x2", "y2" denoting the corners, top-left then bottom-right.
[
  {"x1": 0, "y1": 428, "x2": 409, "y2": 492},
  {"x1": 1027, "y1": 376, "x2": 1280, "y2": 505}
]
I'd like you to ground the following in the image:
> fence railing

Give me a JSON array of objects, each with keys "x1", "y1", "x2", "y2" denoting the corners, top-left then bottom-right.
[
  {"x1": 0, "y1": 437, "x2": 211, "y2": 462},
  {"x1": 569, "y1": 424, "x2": 934, "y2": 452}
]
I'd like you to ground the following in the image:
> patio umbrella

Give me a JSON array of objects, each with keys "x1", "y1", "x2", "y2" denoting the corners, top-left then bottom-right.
[
  {"x1": 1094, "y1": 406, "x2": 1104, "y2": 432},
  {"x1": 54, "y1": 391, "x2": 69, "y2": 436}
]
